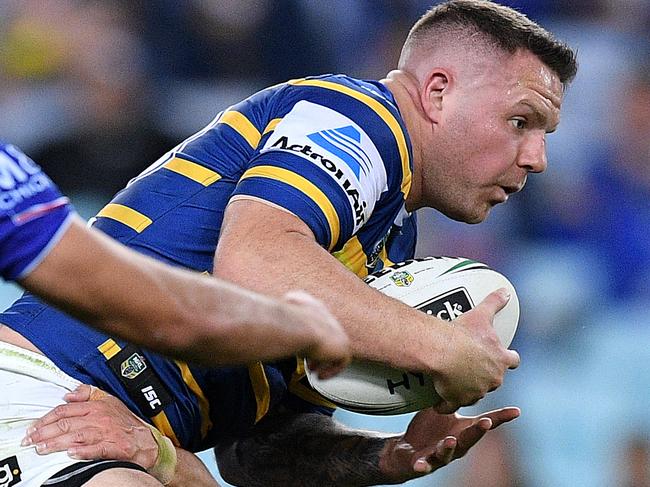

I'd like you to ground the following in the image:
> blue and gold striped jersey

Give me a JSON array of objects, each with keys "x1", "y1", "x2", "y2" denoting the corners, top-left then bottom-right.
[
  {"x1": 0, "y1": 143, "x2": 73, "y2": 281},
  {"x1": 0, "y1": 75, "x2": 418, "y2": 451}
]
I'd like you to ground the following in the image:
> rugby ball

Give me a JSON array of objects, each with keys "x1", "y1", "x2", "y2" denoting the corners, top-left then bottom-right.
[{"x1": 306, "y1": 257, "x2": 519, "y2": 415}]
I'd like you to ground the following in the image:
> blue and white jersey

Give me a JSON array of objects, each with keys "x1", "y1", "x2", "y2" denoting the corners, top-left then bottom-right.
[
  {"x1": 0, "y1": 143, "x2": 73, "y2": 281},
  {"x1": 1, "y1": 75, "x2": 418, "y2": 451}
]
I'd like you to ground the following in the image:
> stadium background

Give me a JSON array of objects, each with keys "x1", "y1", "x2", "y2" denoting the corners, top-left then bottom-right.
[{"x1": 1, "y1": 1, "x2": 649, "y2": 485}]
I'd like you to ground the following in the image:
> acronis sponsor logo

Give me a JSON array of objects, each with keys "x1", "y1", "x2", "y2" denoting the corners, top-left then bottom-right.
[
  {"x1": 272, "y1": 135, "x2": 367, "y2": 226},
  {"x1": 306, "y1": 126, "x2": 371, "y2": 179}
]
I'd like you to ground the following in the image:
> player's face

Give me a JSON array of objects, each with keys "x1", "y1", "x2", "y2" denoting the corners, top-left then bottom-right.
[{"x1": 422, "y1": 49, "x2": 564, "y2": 223}]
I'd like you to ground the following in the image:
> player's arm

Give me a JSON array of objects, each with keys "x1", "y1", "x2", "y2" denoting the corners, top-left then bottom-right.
[
  {"x1": 214, "y1": 406, "x2": 520, "y2": 486},
  {"x1": 171, "y1": 449, "x2": 220, "y2": 487},
  {"x1": 19, "y1": 215, "x2": 349, "y2": 374},
  {"x1": 23, "y1": 385, "x2": 219, "y2": 487},
  {"x1": 214, "y1": 198, "x2": 519, "y2": 412}
]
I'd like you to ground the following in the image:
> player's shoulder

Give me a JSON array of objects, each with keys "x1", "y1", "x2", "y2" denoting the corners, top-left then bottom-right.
[
  {"x1": 266, "y1": 74, "x2": 412, "y2": 190},
  {"x1": 266, "y1": 73, "x2": 407, "y2": 153},
  {"x1": 278, "y1": 74, "x2": 400, "y2": 113}
]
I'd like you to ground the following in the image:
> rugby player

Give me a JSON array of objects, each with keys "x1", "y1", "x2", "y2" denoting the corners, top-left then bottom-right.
[
  {"x1": 0, "y1": 141, "x2": 350, "y2": 486},
  {"x1": 0, "y1": 1, "x2": 577, "y2": 485},
  {"x1": 0, "y1": 142, "x2": 349, "y2": 372}
]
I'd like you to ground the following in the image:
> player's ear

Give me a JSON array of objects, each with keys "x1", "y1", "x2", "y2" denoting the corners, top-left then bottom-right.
[{"x1": 421, "y1": 69, "x2": 450, "y2": 124}]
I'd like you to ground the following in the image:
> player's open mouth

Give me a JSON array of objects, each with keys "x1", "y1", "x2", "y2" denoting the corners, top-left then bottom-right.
[{"x1": 501, "y1": 183, "x2": 524, "y2": 195}]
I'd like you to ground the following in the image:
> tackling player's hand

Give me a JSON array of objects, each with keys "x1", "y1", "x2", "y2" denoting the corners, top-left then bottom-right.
[
  {"x1": 432, "y1": 288, "x2": 520, "y2": 413},
  {"x1": 22, "y1": 384, "x2": 159, "y2": 470},
  {"x1": 283, "y1": 290, "x2": 351, "y2": 380},
  {"x1": 378, "y1": 406, "x2": 520, "y2": 483}
]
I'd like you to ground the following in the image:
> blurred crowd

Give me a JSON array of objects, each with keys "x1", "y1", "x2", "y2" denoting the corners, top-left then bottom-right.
[{"x1": 1, "y1": 1, "x2": 649, "y2": 486}]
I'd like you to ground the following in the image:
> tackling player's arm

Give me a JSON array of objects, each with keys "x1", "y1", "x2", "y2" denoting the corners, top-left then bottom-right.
[
  {"x1": 23, "y1": 385, "x2": 220, "y2": 487},
  {"x1": 171, "y1": 449, "x2": 220, "y2": 487},
  {"x1": 214, "y1": 199, "x2": 519, "y2": 412},
  {"x1": 214, "y1": 406, "x2": 520, "y2": 487},
  {"x1": 19, "y1": 214, "x2": 349, "y2": 375}
]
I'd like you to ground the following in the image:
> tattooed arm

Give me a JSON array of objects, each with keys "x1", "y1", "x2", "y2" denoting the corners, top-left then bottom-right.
[
  {"x1": 216, "y1": 413, "x2": 387, "y2": 486},
  {"x1": 214, "y1": 406, "x2": 520, "y2": 487}
]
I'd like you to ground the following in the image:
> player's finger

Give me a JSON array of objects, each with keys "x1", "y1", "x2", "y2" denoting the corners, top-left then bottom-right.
[
  {"x1": 67, "y1": 443, "x2": 121, "y2": 461},
  {"x1": 64, "y1": 384, "x2": 107, "y2": 402},
  {"x1": 313, "y1": 363, "x2": 338, "y2": 380},
  {"x1": 412, "y1": 447, "x2": 437, "y2": 474},
  {"x1": 413, "y1": 436, "x2": 457, "y2": 475},
  {"x1": 435, "y1": 435, "x2": 457, "y2": 464},
  {"x1": 307, "y1": 359, "x2": 327, "y2": 379},
  {"x1": 507, "y1": 349, "x2": 520, "y2": 369},
  {"x1": 454, "y1": 417, "x2": 492, "y2": 457},
  {"x1": 62, "y1": 384, "x2": 92, "y2": 402},
  {"x1": 433, "y1": 399, "x2": 460, "y2": 415},
  {"x1": 26, "y1": 401, "x2": 95, "y2": 433},
  {"x1": 310, "y1": 361, "x2": 347, "y2": 380},
  {"x1": 23, "y1": 402, "x2": 101, "y2": 445},
  {"x1": 479, "y1": 407, "x2": 521, "y2": 428},
  {"x1": 476, "y1": 288, "x2": 511, "y2": 317},
  {"x1": 31, "y1": 427, "x2": 104, "y2": 455},
  {"x1": 23, "y1": 416, "x2": 99, "y2": 447}
]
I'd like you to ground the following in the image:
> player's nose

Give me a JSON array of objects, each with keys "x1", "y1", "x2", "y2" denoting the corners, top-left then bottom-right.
[{"x1": 517, "y1": 132, "x2": 547, "y2": 173}]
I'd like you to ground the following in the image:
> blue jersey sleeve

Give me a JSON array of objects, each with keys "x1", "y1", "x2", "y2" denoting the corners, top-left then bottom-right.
[
  {"x1": 0, "y1": 144, "x2": 74, "y2": 281},
  {"x1": 230, "y1": 95, "x2": 393, "y2": 251}
]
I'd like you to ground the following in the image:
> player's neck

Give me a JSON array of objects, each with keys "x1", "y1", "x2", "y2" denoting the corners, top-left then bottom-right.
[{"x1": 381, "y1": 71, "x2": 425, "y2": 212}]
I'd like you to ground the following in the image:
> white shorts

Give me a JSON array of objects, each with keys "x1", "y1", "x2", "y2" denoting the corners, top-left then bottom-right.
[{"x1": 0, "y1": 341, "x2": 86, "y2": 486}]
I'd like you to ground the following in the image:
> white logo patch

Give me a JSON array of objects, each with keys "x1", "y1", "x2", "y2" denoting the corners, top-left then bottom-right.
[{"x1": 262, "y1": 101, "x2": 387, "y2": 231}]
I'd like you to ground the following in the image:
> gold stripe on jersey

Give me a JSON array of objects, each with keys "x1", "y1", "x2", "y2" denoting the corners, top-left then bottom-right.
[
  {"x1": 96, "y1": 339, "x2": 180, "y2": 446},
  {"x1": 163, "y1": 157, "x2": 222, "y2": 186},
  {"x1": 218, "y1": 111, "x2": 261, "y2": 149},
  {"x1": 174, "y1": 361, "x2": 213, "y2": 438},
  {"x1": 288, "y1": 359, "x2": 337, "y2": 409},
  {"x1": 151, "y1": 411, "x2": 180, "y2": 447},
  {"x1": 263, "y1": 118, "x2": 282, "y2": 135},
  {"x1": 240, "y1": 165, "x2": 340, "y2": 250},
  {"x1": 97, "y1": 338, "x2": 121, "y2": 360},
  {"x1": 288, "y1": 78, "x2": 412, "y2": 197},
  {"x1": 248, "y1": 362, "x2": 271, "y2": 423},
  {"x1": 333, "y1": 236, "x2": 369, "y2": 278},
  {"x1": 96, "y1": 204, "x2": 152, "y2": 233}
]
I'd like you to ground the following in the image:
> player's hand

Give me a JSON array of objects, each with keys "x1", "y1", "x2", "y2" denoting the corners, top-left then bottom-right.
[
  {"x1": 22, "y1": 384, "x2": 159, "y2": 470},
  {"x1": 379, "y1": 406, "x2": 520, "y2": 483},
  {"x1": 432, "y1": 288, "x2": 520, "y2": 413},
  {"x1": 283, "y1": 290, "x2": 351, "y2": 380}
]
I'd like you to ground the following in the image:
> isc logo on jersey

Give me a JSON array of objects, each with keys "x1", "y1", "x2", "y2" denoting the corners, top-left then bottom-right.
[
  {"x1": 262, "y1": 102, "x2": 387, "y2": 231},
  {"x1": 0, "y1": 145, "x2": 53, "y2": 211}
]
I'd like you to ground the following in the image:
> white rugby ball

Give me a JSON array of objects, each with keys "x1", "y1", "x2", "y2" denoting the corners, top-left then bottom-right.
[{"x1": 306, "y1": 257, "x2": 519, "y2": 415}]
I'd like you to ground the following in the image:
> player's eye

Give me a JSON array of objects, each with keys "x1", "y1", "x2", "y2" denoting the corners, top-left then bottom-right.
[{"x1": 509, "y1": 118, "x2": 527, "y2": 130}]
